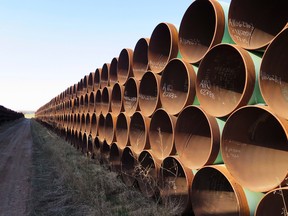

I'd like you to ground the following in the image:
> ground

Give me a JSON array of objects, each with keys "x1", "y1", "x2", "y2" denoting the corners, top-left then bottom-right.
[{"x1": 0, "y1": 119, "x2": 32, "y2": 216}]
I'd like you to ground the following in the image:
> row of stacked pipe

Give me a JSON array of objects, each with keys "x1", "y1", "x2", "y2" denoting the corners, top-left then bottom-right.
[
  {"x1": 36, "y1": 0, "x2": 288, "y2": 215},
  {"x1": 0, "y1": 105, "x2": 24, "y2": 125}
]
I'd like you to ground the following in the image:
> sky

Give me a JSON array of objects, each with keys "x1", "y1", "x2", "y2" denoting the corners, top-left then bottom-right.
[{"x1": 0, "y1": 0, "x2": 230, "y2": 112}]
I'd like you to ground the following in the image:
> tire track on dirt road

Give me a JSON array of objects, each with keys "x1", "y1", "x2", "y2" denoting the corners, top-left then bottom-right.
[{"x1": 0, "y1": 119, "x2": 32, "y2": 216}]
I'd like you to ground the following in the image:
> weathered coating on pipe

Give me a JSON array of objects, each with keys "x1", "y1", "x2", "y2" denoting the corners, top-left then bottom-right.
[
  {"x1": 191, "y1": 165, "x2": 250, "y2": 216},
  {"x1": 148, "y1": 22, "x2": 179, "y2": 74},
  {"x1": 109, "y1": 142, "x2": 123, "y2": 173},
  {"x1": 137, "y1": 150, "x2": 161, "y2": 198},
  {"x1": 259, "y1": 27, "x2": 288, "y2": 120},
  {"x1": 117, "y1": 48, "x2": 134, "y2": 85},
  {"x1": 111, "y1": 83, "x2": 124, "y2": 117},
  {"x1": 222, "y1": 105, "x2": 288, "y2": 192},
  {"x1": 101, "y1": 63, "x2": 110, "y2": 88},
  {"x1": 97, "y1": 114, "x2": 105, "y2": 142},
  {"x1": 109, "y1": 57, "x2": 118, "y2": 85},
  {"x1": 129, "y1": 111, "x2": 150, "y2": 154},
  {"x1": 115, "y1": 112, "x2": 130, "y2": 149},
  {"x1": 121, "y1": 146, "x2": 138, "y2": 187},
  {"x1": 95, "y1": 89, "x2": 102, "y2": 116},
  {"x1": 149, "y1": 108, "x2": 177, "y2": 160},
  {"x1": 94, "y1": 68, "x2": 102, "y2": 90},
  {"x1": 255, "y1": 187, "x2": 288, "y2": 216},
  {"x1": 228, "y1": 0, "x2": 288, "y2": 50},
  {"x1": 175, "y1": 105, "x2": 221, "y2": 169},
  {"x1": 159, "y1": 156, "x2": 193, "y2": 214},
  {"x1": 101, "y1": 87, "x2": 112, "y2": 116},
  {"x1": 196, "y1": 43, "x2": 258, "y2": 118},
  {"x1": 123, "y1": 77, "x2": 140, "y2": 116},
  {"x1": 132, "y1": 38, "x2": 150, "y2": 80},
  {"x1": 104, "y1": 112, "x2": 117, "y2": 145},
  {"x1": 139, "y1": 71, "x2": 161, "y2": 117},
  {"x1": 179, "y1": 0, "x2": 227, "y2": 64},
  {"x1": 160, "y1": 58, "x2": 196, "y2": 116}
]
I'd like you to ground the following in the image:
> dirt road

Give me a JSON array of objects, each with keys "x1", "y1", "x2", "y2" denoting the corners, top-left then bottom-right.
[{"x1": 0, "y1": 119, "x2": 32, "y2": 216}]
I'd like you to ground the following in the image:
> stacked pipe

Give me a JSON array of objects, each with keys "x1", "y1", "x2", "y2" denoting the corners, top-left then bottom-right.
[{"x1": 35, "y1": 0, "x2": 288, "y2": 215}]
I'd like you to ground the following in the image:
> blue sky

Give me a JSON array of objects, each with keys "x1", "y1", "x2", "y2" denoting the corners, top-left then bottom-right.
[{"x1": 0, "y1": 0, "x2": 230, "y2": 111}]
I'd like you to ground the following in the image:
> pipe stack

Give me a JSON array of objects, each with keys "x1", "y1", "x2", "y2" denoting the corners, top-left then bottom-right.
[{"x1": 35, "y1": 0, "x2": 288, "y2": 215}]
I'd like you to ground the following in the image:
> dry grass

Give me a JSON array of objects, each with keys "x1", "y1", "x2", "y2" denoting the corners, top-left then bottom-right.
[{"x1": 29, "y1": 119, "x2": 177, "y2": 216}]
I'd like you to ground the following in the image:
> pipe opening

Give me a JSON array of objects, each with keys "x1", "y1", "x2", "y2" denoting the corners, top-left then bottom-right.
[
  {"x1": 130, "y1": 112, "x2": 149, "y2": 154},
  {"x1": 95, "y1": 89, "x2": 102, "y2": 116},
  {"x1": 90, "y1": 113, "x2": 97, "y2": 138},
  {"x1": 111, "y1": 83, "x2": 124, "y2": 116},
  {"x1": 228, "y1": 0, "x2": 288, "y2": 50},
  {"x1": 222, "y1": 106, "x2": 288, "y2": 192},
  {"x1": 124, "y1": 78, "x2": 139, "y2": 116},
  {"x1": 118, "y1": 49, "x2": 133, "y2": 85},
  {"x1": 160, "y1": 58, "x2": 195, "y2": 115},
  {"x1": 116, "y1": 112, "x2": 129, "y2": 149},
  {"x1": 196, "y1": 44, "x2": 250, "y2": 118},
  {"x1": 133, "y1": 38, "x2": 149, "y2": 80},
  {"x1": 149, "y1": 109, "x2": 175, "y2": 160},
  {"x1": 149, "y1": 23, "x2": 178, "y2": 73},
  {"x1": 94, "y1": 68, "x2": 101, "y2": 90},
  {"x1": 191, "y1": 166, "x2": 245, "y2": 216},
  {"x1": 260, "y1": 28, "x2": 288, "y2": 119},
  {"x1": 98, "y1": 114, "x2": 105, "y2": 142},
  {"x1": 121, "y1": 147, "x2": 137, "y2": 187},
  {"x1": 104, "y1": 113, "x2": 116, "y2": 145},
  {"x1": 101, "y1": 63, "x2": 110, "y2": 88},
  {"x1": 110, "y1": 57, "x2": 118, "y2": 85},
  {"x1": 101, "y1": 87, "x2": 111, "y2": 116},
  {"x1": 139, "y1": 71, "x2": 160, "y2": 117},
  {"x1": 175, "y1": 106, "x2": 219, "y2": 169}
]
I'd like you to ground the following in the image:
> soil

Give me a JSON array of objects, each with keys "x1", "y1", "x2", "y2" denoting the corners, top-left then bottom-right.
[{"x1": 0, "y1": 119, "x2": 32, "y2": 216}]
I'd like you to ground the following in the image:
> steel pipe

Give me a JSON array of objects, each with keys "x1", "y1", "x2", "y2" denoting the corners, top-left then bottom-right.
[
  {"x1": 179, "y1": 0, "x2": 231, "y2": 64},
  {"x1": 101, "y1": 87, "x2": 112, "y2": 116},
  {"x1": 132, "y1": 38, "x2": 150, "y2": 80},
  {"x1": 222, "y1": 105, "x2": 288, "y2": 192},
  {"x1": 109, "y1": 57, "x2": 118, "y2": 85},
  {"x1": 111, "y1": 83, "x2": 124, "y2": 117},
  {"x1": 123, "y1": 77, "x2": 140, "y2": 116},
  {"x1": 101, "y1": 63, "x2": 110, "y2": 88},
  {"x1": 117, "y1": 48, "x2": 134, "y2": 85},
  {"x1": 115, "y1": 112, "x2": 130, "y2": 149},
  {"x1": 97, "y1": 114, "x2": 105, "y2": 142},
  {"x1": 87, "y1": 72, "x2": 95, "y2": 93},
  {"x1": 90, "y1": 113, "x2": 98, "y2": 139},
  {"x1": 104, "y1": 112, "x2": 117, "y2": 145},
  {"x1": 85, "y1": 113, "x2": 91, "y2": 134},
  {"x1": 121, "y1": 146, "x2": 138, "y2": 187},
  {"x1": 137, "y1": 150, "x2": 161, "y2": 198},
  {"x1": 149, "y1": 108, "x2": 176, "y2": 160},
  {"x1": 148, "y1": 22, "x2": 179, "y2": 74},
  {"x1": 160, "y1": 58, "x2": 196, "y2": 116},
  {"x1": 175, "y1": 105, "x2": 223, "y2": 170},
  {"x1": 159, "y1": 156, "x2": 193, "y2": 214},
  {"x1": 129, "y1": 111, "x2": 150, "y2": 155},
  {"x1": 138, "y1": 71, "x2": 161, "y2": 117},
  {"x1": 259, "y1": 27, "x2": 288, "y2": 120},
  {"x1": 196, "y1": 43, "x2": 263, "y2": 118},
  {"x1": 191, "y1": 165, "x2": 263, "y2": 216},
  {"x1": 228, "y1": 0, "x2": 288, "y2": 50},
  {"x1": 88, "y1": 92, "x2": 95, "y2": 113},
  {"x1": 255, "y1": 187, "x2": 288, "y2": 216},
  {"x1": 95, "y1": 89, "x2": 102, "y2": 116},
  {"x1": 94, "y1": 68, "x2": 102, "y2": 90},
  {"x1": 109, "y1": 142, "x2": 123, "y2": 173},
  {"x1": 100, "y1": 140, "x2": 111, "y2": 165}
]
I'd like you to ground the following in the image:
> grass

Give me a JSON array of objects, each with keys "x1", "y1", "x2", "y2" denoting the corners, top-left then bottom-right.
[{"x1": 29, "y1": 119, "x2": 178, "y2": 216}]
